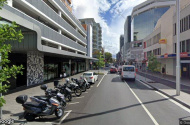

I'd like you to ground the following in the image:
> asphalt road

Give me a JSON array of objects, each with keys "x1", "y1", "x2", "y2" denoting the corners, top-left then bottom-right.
[{"x1": 58, "y1": 72, "x2": 190, "y2": 125}]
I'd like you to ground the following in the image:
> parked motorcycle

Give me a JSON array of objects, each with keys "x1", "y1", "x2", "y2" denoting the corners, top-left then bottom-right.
[
  {"x1": 34, "y1": 84, "x2": 67, "y2": 107},
  {"x1": 16, "y1": 91, "x2": 64, "y2": 121},
  {"x1": 81, "y1": 77, "x2": 91, "y2": 89},
  {"x1": 65, "y1": 78, "x2": 82, "y2": 97},
  {"x1": 71, "y1": 78, "x2": 87, "y2": 92},
  {"x1": 54, "y1": 82, "x2": 73, "y2": 102}
]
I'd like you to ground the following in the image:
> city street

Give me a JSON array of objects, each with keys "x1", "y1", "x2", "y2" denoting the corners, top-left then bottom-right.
[{"x1": 32, "y1": 71, "x2": 190, "y2": 125}]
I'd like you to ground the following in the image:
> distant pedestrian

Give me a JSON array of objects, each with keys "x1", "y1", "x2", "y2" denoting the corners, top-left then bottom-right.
[{"x1": 162, "y1": 67, "x2": 165, "y2": 77}]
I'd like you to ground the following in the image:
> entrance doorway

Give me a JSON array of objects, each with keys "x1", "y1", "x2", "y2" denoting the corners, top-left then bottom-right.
[{"x1": 16, "y1": 62, "x2": 27, "y2": 87}]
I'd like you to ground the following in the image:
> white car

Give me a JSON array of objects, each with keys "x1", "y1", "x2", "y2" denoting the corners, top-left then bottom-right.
[
  {"x1": 82, "y1": 72, "x2": 98, "y2": 84},
  {"x1": 121, "y1": 65, "x2": 136, "y2": 81}
]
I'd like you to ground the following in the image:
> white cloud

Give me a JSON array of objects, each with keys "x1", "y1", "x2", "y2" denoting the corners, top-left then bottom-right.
[{"x1": 72, "y1": 0, "x2": 146, "y2": 58}]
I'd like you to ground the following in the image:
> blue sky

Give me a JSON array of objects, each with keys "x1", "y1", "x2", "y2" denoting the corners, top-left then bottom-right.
[{"x1": 72, "y1": 0, "x2": 146, "y2": 58}]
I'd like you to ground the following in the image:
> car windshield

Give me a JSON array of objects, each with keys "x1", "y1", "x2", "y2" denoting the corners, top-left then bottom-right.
[
  {"x1": 123, "y1": 67, "x2": 134, "y2": 72},
  {"x1": 83, "y1": 73, "x2": 92, "y2": 76}
]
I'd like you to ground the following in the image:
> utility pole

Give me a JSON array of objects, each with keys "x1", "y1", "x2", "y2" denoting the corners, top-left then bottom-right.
[{"x1": 176, "y1": 0, "x2": 181, "y2": 96}]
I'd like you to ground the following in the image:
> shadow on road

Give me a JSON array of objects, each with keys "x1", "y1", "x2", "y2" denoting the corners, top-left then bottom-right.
[{"x1": 62, "y1": 97, "x2": 170, "y2": 124}]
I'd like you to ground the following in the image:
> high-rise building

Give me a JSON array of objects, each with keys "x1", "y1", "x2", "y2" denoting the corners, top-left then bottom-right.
[
  {"x1": 0, "y1": 0, "x2": 96, "y2": 89},
  {"x1": 124, "y1": 16, "x2": 131, "y2": 62},
  {"x1": 131, "y1": 0, "x2": 176, "y2": 41},
  {"x1": 80, "y1": 18, "x2": 102, "y2": 58}
]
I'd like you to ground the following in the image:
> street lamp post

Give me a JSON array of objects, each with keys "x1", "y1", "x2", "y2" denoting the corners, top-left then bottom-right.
[
  {"x1": 176, "y1": 0, "x2": 181, "y2": 96},
  {"x1": 0, "y1": 54, "x2": 2, "y2": 119}
]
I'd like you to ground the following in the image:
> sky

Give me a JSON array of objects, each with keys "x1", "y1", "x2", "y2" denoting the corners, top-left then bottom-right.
[{"x1": 72, "y1": 0, "x2": 146, "y2": 58}]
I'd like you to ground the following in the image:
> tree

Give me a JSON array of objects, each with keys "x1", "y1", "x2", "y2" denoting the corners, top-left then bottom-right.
[
  {"x1": 105, "y1": 52, "x2": 112, "y2": 63},
  {"x1": 0, "y1": 0, "x2": 24, "y2": 107},
  {"x1": 148, "y1": 54, "x2": 161, "y2": 73},
  {"x1": 95, "y1": 51, "x2": 105, "y2": 69}
]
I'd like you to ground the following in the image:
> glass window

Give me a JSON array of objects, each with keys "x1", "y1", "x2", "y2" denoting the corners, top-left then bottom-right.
[
  {"x1": 123, "y1": 67, "x2": 134, "y2": 72},
  {"x1": 186, "y1": 16, "x2": 188, "y2": 31},
  {"x1": 187, "y1": 39, "x2": 190, "y2": 52},
  {"x1": 189, "y1": 15, "x2": 190, "y2": 30},
  {"x1": 182, "y1": 41, "x2": 186, "y2": 52},
  {"x1": 174, "y1": 43, "x2": 176, "y2": 53},
  {"x1": 132, "y1": 7, "x2": 169, "y2": 41},
  {"x1": 180, "y1": 20, "x2": 182, "y2": 33},
  {"x1": 83, "y1": 73, "x2": 92, "y2": 76}
]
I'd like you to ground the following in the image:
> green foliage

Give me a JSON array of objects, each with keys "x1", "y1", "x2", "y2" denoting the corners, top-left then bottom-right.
[
  {"x1": 0, "y1": 1, "x2": 24, "y2": 107},
  {"x1": 105, "y1": 52, "x2": 112, "y2": 63},
  {"x1": 148, "y1": 54, "x2": 161, "y2": 73},
  {"x1": 95, "y1": 51, "x2": 105, "y2": 68}
]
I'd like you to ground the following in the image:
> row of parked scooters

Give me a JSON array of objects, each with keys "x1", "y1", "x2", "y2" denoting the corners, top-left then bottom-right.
[{"x1": 16, "y1": 77, "x2": 91, "y2": 121}]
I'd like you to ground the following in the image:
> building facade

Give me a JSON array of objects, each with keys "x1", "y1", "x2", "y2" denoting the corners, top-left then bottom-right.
[
  {"x1": 131, "y1": 0, "x2": 176, "y2": 41},
  {"x1": 1, "y1": 0, "x2": 96, "y2": 89},
  {"x1": 143, "y1": 0, "x2": 190, "y2": 79},
  {"x1": 80, "y1": 18, "x2": 102, "y2": 58},
  {"x1": 124, "y1": 16, "x2": 131, "y2": 63},
  {"x1": 125, "y1": 0, "x2": 175, "y2": 66}
]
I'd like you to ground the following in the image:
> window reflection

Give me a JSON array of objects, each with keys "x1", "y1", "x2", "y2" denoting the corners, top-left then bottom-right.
[{"x1": 132, "y1": 7, "x2": 169, "y2": 41}]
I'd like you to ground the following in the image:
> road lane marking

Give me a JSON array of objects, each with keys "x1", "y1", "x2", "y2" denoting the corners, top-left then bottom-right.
[
  {"x1": 125, "y1": 81, "x2": 159, "y2": 125},
  {"x1": 137, "y1": 79, "x2": 153, "y2": 89},
  {"x1": 155, "y1": 91, "x2": 190, "y2": 113},
  {"x1": 59, "y1": 110, "x2": 72, "y2": 124},
  {"x1": 97, "y1": 73, "x2": 107, "y2": 87},
  {"x1": 76, "y1": 96, "x2": 84, "y2": 99},
  {"x1": 137, "y1": 79, "x2": 190, "y2": 113},
  {"x1": 68, "y1": 102, "x2": 79, "y2": 105}
]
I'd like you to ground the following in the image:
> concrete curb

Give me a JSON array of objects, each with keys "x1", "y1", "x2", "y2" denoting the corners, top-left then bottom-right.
[{"x1": 139, "y1": 80, "x2": 190, "y2": 110}]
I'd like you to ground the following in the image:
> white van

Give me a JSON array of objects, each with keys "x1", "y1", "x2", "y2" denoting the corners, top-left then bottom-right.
[{"x1": 121, "y1": 65, "x2": 136, "y2": 81}]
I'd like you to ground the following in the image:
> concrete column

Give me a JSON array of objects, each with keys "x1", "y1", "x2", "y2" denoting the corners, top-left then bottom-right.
[
  {"x1": 7, "y1": 0, "x2": 13, "y2": 7},
  {"x1": 58, "y1": 29, "x2": 62, "y2": 34},
  {"x1": 58, "y1": 10, "x2": 62, "y2": 17},
  {"x1": 27, "y1": 52, "x2": 44, "y2": 86},
  {"x1": 75, "y1": 51, "x2": 78, "y2": 54},
  {"x1": 76, "y1": 40, "x2": 78, "y2": 43},
  {"x1": 58, "y1": 46, "x2": 62, "y2": 50}
]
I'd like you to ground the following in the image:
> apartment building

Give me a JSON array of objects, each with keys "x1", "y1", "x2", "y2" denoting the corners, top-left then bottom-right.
[
  {"x1": 0, "y1": 0, "x2": 96, "y2": 89},
  {"x1": 143, "y1": 0, "x2": 190, "y2": 79},
  {"x1": 80, "y1": 18, "x2": 102, "y2": 58}
]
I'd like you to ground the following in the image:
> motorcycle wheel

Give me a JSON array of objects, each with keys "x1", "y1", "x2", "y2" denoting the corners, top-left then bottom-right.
[
  {"x1": 81, "y1": 85, "x2": 86, "y2": 92},
  {"x1": 66, "y1": 94, "x2": 72, "y2": 102},
  {"x1": 86, "y1": 84, "x2": 90, "y2": 89},
  {"x1": 61, "y1": 100, "x2": 67, "y2": 107},
  {"x1": 74, "y1": 88, "x2": 82, "y2": 97},
  {"x1": 55, "y1": 107, "x2": 64, "y2": 119},
  {"x1": 25, "y1": 113, "x2": 35, "y2": 121}
]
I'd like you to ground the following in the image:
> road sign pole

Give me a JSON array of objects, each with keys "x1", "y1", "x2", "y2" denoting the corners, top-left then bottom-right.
[
  {"x1": 176, "y1": 0, "x2": 181, "y2": 96},
  {"x1": 0, "y1": 54, "x2": 2, "y2": 119}
]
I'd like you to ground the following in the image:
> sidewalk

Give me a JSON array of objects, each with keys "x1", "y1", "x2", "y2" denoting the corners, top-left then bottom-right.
[
  {"x1": 138, "y1": 70, "x2": 190, "y2": 87},
  {"x1": 2, "y1": 70, "x2": 106, "y2": 120},
  {"x1": 137, "y1": 74, "x2": 190, "y2": 109}
]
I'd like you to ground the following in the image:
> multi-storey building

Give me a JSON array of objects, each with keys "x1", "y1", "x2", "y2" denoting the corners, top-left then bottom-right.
[
  {"x1": 124, "y1": 16, "x2": 131, "y2": 63},
  {"x1": 126, "y1": 0, "x2": 175, "y2": 66},
  {"x1": 80, "y1": 18, "x2": 102, "y2": 58},
  {"x1": 120, "y1": 35, "x2": 124, "y2": 62},
  {"x1": 143, "y1": 0, "x2": 190, "y2": 79},
  {"x1": 0, "y1": 0, "x2": 96, "y2": 89}
]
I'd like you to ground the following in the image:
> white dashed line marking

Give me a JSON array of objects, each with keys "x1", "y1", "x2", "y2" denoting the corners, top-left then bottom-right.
[
  {"x1": 125, "y1": 81, "x2": 159, "y2": 125},
  {"x1": 97, "y1": 73, "x2": 107, "y2": 87},
  {"x1": 68, "y1": 102, "x2": 79, "y2": 105}
]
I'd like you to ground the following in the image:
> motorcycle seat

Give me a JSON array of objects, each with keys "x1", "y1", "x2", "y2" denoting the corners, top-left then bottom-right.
[
  {"x1": 24, "y1": 102, "x2": 42, "y2": 108},
  {"x1": 34, "y1": 96, "x2": 49, "y2": 102}
]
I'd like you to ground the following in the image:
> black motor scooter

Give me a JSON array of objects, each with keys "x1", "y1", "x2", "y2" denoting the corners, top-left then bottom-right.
[
  {"x1": 71, "y1": 78, "x2": 87, "y2": 92},
  {"x1": 34, "y1": 84, "x2": 67, "y2": 107},
  {"x1": 65, "y1": 78, "x2": 82, "y2": 97},
  {"x1": 54, "y1": 81, "x2": 73, "y2": 102},
  {"x1": 16, "y1": 89, "x2": 64, "y2": 121}
]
